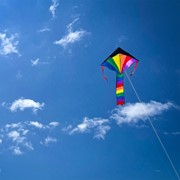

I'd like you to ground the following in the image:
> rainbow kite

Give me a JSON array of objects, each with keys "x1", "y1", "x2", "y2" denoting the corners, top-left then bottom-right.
[{"x1": 101, "y1": 47, "x2": 139, "y2": 105}]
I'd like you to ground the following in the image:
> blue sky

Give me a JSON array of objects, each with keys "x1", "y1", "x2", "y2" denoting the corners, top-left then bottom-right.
[{"x1": 0, "y1": 0, "x2": 179, "y2": 179}]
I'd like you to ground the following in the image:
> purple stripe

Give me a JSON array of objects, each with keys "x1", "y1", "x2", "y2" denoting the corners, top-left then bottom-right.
[
  {"x1": 116, "y1": 80, "x2": 123, "y2": 84},
  {"x1": 116, "y1": 97, "x2": 124, "y2": 101},
  {"x1": 122, "y1": 58, "x2": 138, "y2": 72}
]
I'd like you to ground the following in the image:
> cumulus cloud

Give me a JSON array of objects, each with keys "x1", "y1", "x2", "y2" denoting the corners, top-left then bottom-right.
[
  {"x1": 49, "y1": 0, "x2": 59, "y2": 18},
  {"x1": 0, "y1": 32, "x2": 20, "y2": 56},
  {"x1": 67, "y1": 117, "x2": 110, "y2": 140},
  {"x1": 54, "y1": 18, "x2": 86, "y2": 47},
  {"x1": 111, "y1": 101, "x2": 175, "y2": 125},
  {"x1": 9, "y1": 98, "x2": 45, "y2": 113}
]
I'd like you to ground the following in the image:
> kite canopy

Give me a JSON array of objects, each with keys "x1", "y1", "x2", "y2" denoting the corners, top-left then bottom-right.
[
  {"x1": 101, "y1": 47, "x2": 139, "y2": 75},
  {"x1": 101, "y1": 47, "x2": 139, "y2": 105}
]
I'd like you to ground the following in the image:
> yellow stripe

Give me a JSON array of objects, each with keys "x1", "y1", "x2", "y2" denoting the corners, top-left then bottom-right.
[
  {"x1": 116, "y1": 89, "x2": 124, "y2": 94},
  {"x1": 112, "y1": 54, "x2": 121, "y2": 73}
]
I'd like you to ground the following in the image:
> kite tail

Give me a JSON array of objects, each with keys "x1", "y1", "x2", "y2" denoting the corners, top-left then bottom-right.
[
  {"x1": 130, "y1": 61, "x2": 138, "y2": 76},
  {"x1": 116, "y1": 73, "x2": 125, "y2": 105},
  {"x1": 101, "y1": 66, "x2": 108, "y2": 81}
]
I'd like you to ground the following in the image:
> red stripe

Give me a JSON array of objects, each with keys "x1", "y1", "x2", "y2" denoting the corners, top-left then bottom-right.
[
  {"x1": 117, "y1": 100, "x2": 125, "y2": 105},
  {"x1": 122, "y1": 55, "x2": 132, "y2": 69},
  {"x1": 116, "y1": 82, "x2": 124, "y2": 88}
]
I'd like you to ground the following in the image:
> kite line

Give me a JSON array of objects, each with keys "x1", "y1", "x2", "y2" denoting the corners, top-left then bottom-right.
[{"x1": 125, "y1": 70, "x2": 180, "y2": 180}]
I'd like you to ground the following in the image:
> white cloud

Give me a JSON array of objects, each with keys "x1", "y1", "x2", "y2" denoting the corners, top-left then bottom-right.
[
  {"x1": 0, "y1": 120, "x2": 59, "y2": 155},
  {"x1": 164, "y1": 131, "x2": 180, "y2": 136},
  {"x1": 54, "y1": 30, "x2": 86, "y2": 47},
  {"x1": 9, "y1": 98, "x2": 45, "y2": 113},
  {"x1": 11, "y1": 146, "x2": 23, "y2": 155},
  {"x1": 29, "y1": 121, "x2": 44, "y2": 129},
  {"x1": 40, "y1": 136, "x2": 57, "y2": 146},
  {"x1": 8, "y1": 131, "x2": 21, "y2": 142},
  {"x1": 6, "y1": 122, "x2": 22, "y2": 129},
  {"x1": 67, "y1": 18, "x2": 79, "y2": 32},
  {"x1": 37, "y1": 28, "x2": 51, "y2": 33},
  {"x1": 111, "y1": 101, "x2": 174, "y2": 125},
  {"x1": 31, "y1": 58, "x2": 40, "y2": 66},
  {"x1": 31, "y1": 58, "x2": 49, "y2": 66},
  {"x1": 68, "y1": 117, "x2": 110, "y2": 140},
  {"x1": 54, "y1": 18, "x2": 86, "y2": 47},
  {"x1": 48, "y1": 122, "x2": 59, "y2": 128},
  {"x1": 28, "y1": 121, "x2": 59, "y2": 129},
  {"x1": 0, "y1": 32, "x2": 20, "y2": 56},
  {"x1": 7, "y1": 130, "x2": 33, "y2": 155},
  {"x1": 49, "y1": 0, "x2": 59, "y2": 18}
]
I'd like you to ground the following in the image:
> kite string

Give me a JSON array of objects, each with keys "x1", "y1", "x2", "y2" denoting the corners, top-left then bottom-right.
[{"x1": 124, "y1": 70, "x2": 180, "y2": 180}]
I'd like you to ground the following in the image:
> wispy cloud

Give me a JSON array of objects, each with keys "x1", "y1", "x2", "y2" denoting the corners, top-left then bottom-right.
[
  {"x1": 28, "y1": 121, "x2": 59, "y2": 129},
  {"x1": 7, "y1": 130, "x2": 33, "y2": 155},
  {"x1": 8, "y1": 98, "x2": 45, "y2": 113},
  {"x1": 0, "y1": 121, "x2": 59, "y2": 155},
  {"x1": 0, "y1": 32, "x2": 20, "y2": 56},
  {"x1": 16, "y1": 71, "x2": 22, "y2": 79},
  {"x1": 29, "y1": 121, "x2": 44, "y2": 129},
  {"x1": 66, "y1": 117, "x2": 110, "y2": 140},
  {"x1": 164, "y1": 131, "x2": 180, "y2": 136},
  {"x1": 37, "y1": 28, "x2": 51, "y2": 33},
  {"x1": 118, "y1": 35, "x2": 128, "y2": 43},
  {"x1": 111, "y1": 101, "x2": 175, "y2": 125},
  {"x1": 31, "y1": 58, "x2": 40, "y2": 66},
  {"x1": 31, "y1": 58, "x2": 49, "y2": 66},
  {"x1": 49, "y1": 0, "x2": 59, "y2": 18},
  {"x1": 40, "y1": 136, "x2": 57, "y2": 146},
  {"x1": 54, "y1": 18, "x2": 87, "y2": 48}
]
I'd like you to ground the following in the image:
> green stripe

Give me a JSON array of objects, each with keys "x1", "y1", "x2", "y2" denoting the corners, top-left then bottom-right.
[
  {"x1": 116, "y1": 92, "x2": 124, "y2": 96},
  {"x1": 107, "y1": 58, "x2": 119, "y2": 72},
  {"x1": 116, "y1": 73, "x2": 124, "y2": 77}
]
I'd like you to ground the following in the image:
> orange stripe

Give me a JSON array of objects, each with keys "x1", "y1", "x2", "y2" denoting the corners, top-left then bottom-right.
[{"x1": 116, "y1": 86, "x2": 124, "y2": 91}]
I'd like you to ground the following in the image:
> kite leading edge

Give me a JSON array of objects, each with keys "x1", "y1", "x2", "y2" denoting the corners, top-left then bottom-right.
[{"x1": 101, "y1": 47, "x2": 139, "y2": 105}]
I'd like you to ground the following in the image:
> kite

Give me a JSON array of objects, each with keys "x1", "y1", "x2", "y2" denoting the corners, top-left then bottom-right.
[{"x1": 101, "y1": 47, "x2": 139, "y2": 105}]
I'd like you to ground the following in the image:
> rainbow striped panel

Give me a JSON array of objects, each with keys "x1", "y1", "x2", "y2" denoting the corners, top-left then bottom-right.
[{"x1": 116, "y1": 73, "x2": 125, "y2": 105}]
